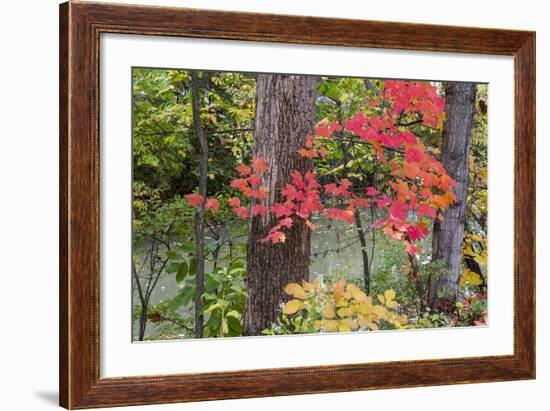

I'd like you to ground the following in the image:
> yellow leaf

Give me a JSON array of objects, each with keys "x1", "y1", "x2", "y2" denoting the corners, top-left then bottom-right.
[
  {"x1": 461, "y1": 269, "x2": 483, "y2": 287},
  {"x1": 364, "y1": 304, "x2": 388, "y2": 319},
  {"x1": 362, "y1": 298, "x2": 374, "y2": 310},
  {"x1": 358, "y1": 316, "x2": 379, "y2": 330},
  {"x1": 474, "y1": 255, "x2": 487, "y2": 265},
  {"x1": 302, "y1": 281, "x2": 315, "y2": 292},
  {"x1": 333, "y1": 277, "x2": 346, "y2": 293},
  {"x1": 339, "y1": 318, "x2": 358, "y2": 330},
  {"x1": 303, "y1": 277, "x2": 321, "y2": 292},
  {"x1": 313, "y1": 320, "x2": 321, "y2": 331},
  {"x1": 395, "y1": 314, "x2": 408, "y2": 325},
  {"x1": 463, "y1": 245, "x2": 475, "y2": 256},
  {"x1": 284, "y1": 283, "x2": 307, "y2": 300},
  {"x1": 337, "y1": 307, "x2": 353, "y2": 318},
  {"x1": 319, "y1": 319, "x2": 338, "y2": 332},
  {"x1": 384, "y1": 289, "x2": 396, "y2": 301},
  {"x1": 337, "y1": 322, "x2": 351, "y2": 332},
  {"x1": 333, "y1": 277, "x2": 346, "y2": 304},
  {"x1": 377, "y1": 294, "x2": 385, "y2": 305},
  {"x1": 355, "y1": 300, "x2": 375, "y2": 316},
  {"x1": 346, "y1": 283, "x2": 368, "y2": 303},
  {"x1": 384, "y1": 289, "x2": 398, "y2": 308},
  {"x1": 323, "y1": 303, "x2": 336, "y2": 319},
  {"x1": 283, "y1": 299, "x2": 304, "y2": 314},
  {"x1": 335, "y1": 298, "x2": 349, "y2": 307}
]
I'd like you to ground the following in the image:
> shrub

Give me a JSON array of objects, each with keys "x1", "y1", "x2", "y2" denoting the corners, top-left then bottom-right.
[{"x1": 263, "y1": 276, "x2": 408, "y2": 335}]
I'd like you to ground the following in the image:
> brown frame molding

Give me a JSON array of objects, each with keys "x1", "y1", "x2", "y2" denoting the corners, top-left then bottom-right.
[{"x1": 59, "y1": 1, "x2": 535, "y2": 408}]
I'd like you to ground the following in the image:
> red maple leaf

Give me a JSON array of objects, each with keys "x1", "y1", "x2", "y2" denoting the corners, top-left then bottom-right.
[
  {"x1": 281, "y1": 184, "x2": 299, "y2": 201},
  {"x1": 233, "y1": 206, "x2": 249, "y2": 219},
  {"x1": 227, "y1": 197, "x2": 241, "y2": 208},
  {"x1": 279, "y1": 217, "x2": 293, "y2": 228},
  {"x1": 205, "y1": 198, "x2": 220, "y2": 212},
  {"x1": 249, "y1": 188, "x2": 268, "y2": 200},
  {"x1": 404, "y1": 241, "x2": 418, "y2": 256},
  {"x1": 291, "y1": 171, "x2": 307, "y2": 190},
  {"x1": 417, "y1": 203, "x2": 436, "y2": 218},
  {"x1": 388, "y1": 199, "x2": 408, "y2": 220},
  {"x1": 271, "y1": 203, "x2": 293, "y2": 218},
  {"x1": 230, "y1": 178, "x2": 249, "y2": 192},
  {"x1": 248, "y1": 173, "x2": 261, "y2": 187},
  {"x1": 184, "y1": 194, "x2": 204, "y2": 207},
  {"x1": 298, "y1": 148, "x2": 316, "y2": 159},
  {"x1": 252, "y1": 204, "x2": 268, "y2": 217},
  {"x1": 366, "y1": 186, "x2": 378, "y2": 196},
  {"x1": 252, "y1": 157, "x2": 268, "y2": 173},
  {"x1": 235, "y1": 163, "x2": 251, "y2": 176},
  {"x1": 326, "y1": 208, "x2": 355, "y2": 223}
]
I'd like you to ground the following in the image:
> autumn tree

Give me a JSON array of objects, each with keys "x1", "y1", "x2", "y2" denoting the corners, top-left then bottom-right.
[
  {"x1": 231, "y1": 80, "x2": 456, "y2": 320},
  {"x1": 243, "y1": 74, "x2": 318, "y2": 336},
  {"x1": 428, "y1": 82, "x2": 477, "y2": 308},
  {"x1": 177, "y1": 73, "x2": 486, "y2": 336}
]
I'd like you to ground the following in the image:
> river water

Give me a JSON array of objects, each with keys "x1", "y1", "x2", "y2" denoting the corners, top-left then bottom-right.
[{"x1": 133, "y1": 213, "x2": 380, "y2": 339}]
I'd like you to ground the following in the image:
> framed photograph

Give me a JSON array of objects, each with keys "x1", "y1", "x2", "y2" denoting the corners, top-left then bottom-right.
[{"x1": 59, "y1": 1, "x2": 535, "y2": 408}]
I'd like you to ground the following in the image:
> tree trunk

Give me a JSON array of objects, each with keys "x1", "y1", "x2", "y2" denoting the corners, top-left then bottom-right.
[
  {"x1": 243, "y1": 74, "x2": 318, "y2": 336},
  {"x1": 429, "y1": 82, "x2": 477, "y2": 308},
  {"x1": 354, "y1": 209, "x2": 371, "y2": 294},
  {"x1": 191, "y1": 72, "x2": 207, "y2": 338}
]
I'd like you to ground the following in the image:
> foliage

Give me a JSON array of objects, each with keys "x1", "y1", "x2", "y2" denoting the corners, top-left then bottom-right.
[
  {"x1": 263, "y1": 277, "x2": 407, "y2": 335},
  {"x1": 133, "y1": 301, "x2": 192, "y2": 340},
  {"x1": 416, "y1": 308, "x2": 452, "y2": 329},
  {"x1": 132, "y1": 68, "x2": 488, "y2": 340},
  {"x1": 460, "y1": 84, "x2": 488, "y2": 294},
  {"x1": 201, "y1": 263, "x2": 247, "y2": 338},
  {"x1": 416, "y1": 292, "x2": 487, "y2": 328},
  {"x1": 455, "y1": 293, "x2": 487, "y2": 326},
  {"x1": 184, "y1": 80, "x2": 455, "y2": 257},
  {"x1": 164, "y1": 238, "x2": 248, "y2": 338}
]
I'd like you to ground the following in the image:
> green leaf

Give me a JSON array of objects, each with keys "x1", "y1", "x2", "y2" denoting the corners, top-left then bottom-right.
[
  {"x1": 227, "y1": 316, "x2": 242, "y2": 335},
  {"x1": 165, "y1": 250, "x2": 181, "y2": 260},
  {"x1": 226, "y1": 310, "x2": 241, "y2": 319},
  {"x1": 205, "y1": 311, "x2": 220, "y2": 334},
  {"x1": 181, "y1": 243, "x2": 194, "y2": 253},
  {"x1": 188, "y1": 258, "x2": 197, "y2": 275},
  {"x1": 175, "y1": 262, "x2": 188, "y2": 282},
  {"x1": 165, "y1": 262, "x2": 179, "y2": 273},
  {"x1": 205, "y1": 279, "x2": 220, "y2": 292},
  {"x1": 167, "y1": 293, "x2": 186, "y2": 312},
  {"x1": 181, "y1": 286, "x2": 194, "y2": 306},
  {"x1": 204, "y1": 303, "x2": 220, "y2": 313},
  {"x1": 229, "y1": 285, "x2": 247, "y2": 297},
  {"x1": 229, "y1": 267, "x2": 246, "y2": 276}
]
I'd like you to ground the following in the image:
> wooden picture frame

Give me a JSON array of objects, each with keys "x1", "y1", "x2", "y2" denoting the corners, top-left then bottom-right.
[{"x1": 59, "y1": 1, "x2": 535, "y2": 408}]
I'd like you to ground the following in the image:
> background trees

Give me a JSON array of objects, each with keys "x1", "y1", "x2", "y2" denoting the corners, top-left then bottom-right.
[
  {"x1": 131, "y1": 68, "x2": 488, "y2": 340},
  {"x1": 132, "y1": 69, "x2": 255, "y2": 339}
]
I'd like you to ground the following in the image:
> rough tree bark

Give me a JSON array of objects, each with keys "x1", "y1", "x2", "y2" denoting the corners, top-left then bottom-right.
[
  {"x1": 191, "y1": 72, "x2": 207, "y2": 338},
  {"x1": 243, "y1": 74, "x2": 318, "y2": 336},
  {"x1": 429, "y1": 82, "x2": 477, "y2": 308}
]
